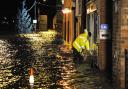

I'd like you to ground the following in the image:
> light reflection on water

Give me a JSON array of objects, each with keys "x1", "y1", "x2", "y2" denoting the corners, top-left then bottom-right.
[
  {"x1": 0, "y1": 40, "x2": 12, "y2": 66},
  {"x1": 0, "y1": 39, "x2": 21, "y2": 88},
  {"x1": 0, "y1": 31, "x2": 60, "y2": 88}
]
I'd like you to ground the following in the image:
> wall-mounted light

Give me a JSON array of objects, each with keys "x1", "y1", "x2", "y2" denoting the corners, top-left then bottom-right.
[
  {"x1": 62, "y1": 8, "x2": 72, "y2": 14},
  {"x1": 62, "y1": 0, "x2": 64, "y2": 4}
]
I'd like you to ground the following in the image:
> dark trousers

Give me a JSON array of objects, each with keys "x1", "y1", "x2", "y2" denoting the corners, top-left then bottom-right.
[{"x1": 72, "y1": 47, "x2": 83, "y2": 64}]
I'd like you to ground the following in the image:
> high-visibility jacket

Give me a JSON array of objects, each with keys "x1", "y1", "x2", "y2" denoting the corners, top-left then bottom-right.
[
  {"x1": 73, "y1": 32, "x2": 90, "y2": 53},
  {"x1": 90, "y1": 43, "x2": 98, "y2": 51}
]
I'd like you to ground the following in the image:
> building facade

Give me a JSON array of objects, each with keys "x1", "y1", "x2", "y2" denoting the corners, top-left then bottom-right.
[
  {"x1": 86, "y1": 0, "x2": 99, "y2": 54},
  {"x1": 62, "y1": 0, "x2": 75, "y2": 47},
  {"x1": 86, "y1": 0, "x2": 113, "y2": 84},
  {"x1": 62, "y1": 0, "x2": 87, "y2": 48}
]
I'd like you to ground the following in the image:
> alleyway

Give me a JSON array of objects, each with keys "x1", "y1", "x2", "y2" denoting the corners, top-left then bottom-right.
[{"x1": 0, "y1": 31, "x2": 113, "y2": 89}]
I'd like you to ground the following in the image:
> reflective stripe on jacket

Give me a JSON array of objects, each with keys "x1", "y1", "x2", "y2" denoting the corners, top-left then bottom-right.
[{"x1": 73, "y1": 41, "x2": 82, "y2": 52}]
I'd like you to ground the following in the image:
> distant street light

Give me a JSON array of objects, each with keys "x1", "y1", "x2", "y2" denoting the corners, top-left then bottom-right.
[{"x1": 33, "y1": 0, "x2": 37, "y2": 32}]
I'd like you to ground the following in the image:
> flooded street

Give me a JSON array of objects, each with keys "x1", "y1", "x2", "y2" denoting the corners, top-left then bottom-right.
[{"x1": 0, "y1": 31, "x2": 113, "y2": 89}]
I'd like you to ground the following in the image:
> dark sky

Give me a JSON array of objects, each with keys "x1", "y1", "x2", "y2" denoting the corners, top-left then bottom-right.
[
  {"x1": 0, "y1": 0, "x2": 57, "y2": 15},
  {"x1": 0, "y1": 0, "x2": 18, "y2": 16}
]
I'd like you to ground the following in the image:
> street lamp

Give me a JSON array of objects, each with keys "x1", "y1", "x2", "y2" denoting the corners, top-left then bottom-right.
[
  {"x1": 32, "y1": 0, "x2": 37, "y2": 32},
  {"x1": 62, "y1": 8, "x2": 72, "y2": 44}
]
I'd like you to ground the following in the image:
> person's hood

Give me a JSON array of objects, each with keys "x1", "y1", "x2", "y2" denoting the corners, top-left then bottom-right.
[{"x1": 84, "y1": 29, "x2": 88, "y2": 36}]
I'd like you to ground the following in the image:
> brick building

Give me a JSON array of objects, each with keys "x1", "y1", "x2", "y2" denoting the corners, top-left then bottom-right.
[{"x1": 86, "y1": 0, "x2": 128, "y2": 88}]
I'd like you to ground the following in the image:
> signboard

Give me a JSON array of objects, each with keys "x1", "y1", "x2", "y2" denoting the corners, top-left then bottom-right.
[
  {"x1": 100, "y1": 30, "x2": 110, "y2": 39},
  {"x1": 100, "y1": 24, "x2": 110, "y2": 39},
  {"x1": 100, "y1": 24, "x2": 109, "y2": 30},
  {"x1": 33, "y1": 20, "x2": 37, "y2": 23}
]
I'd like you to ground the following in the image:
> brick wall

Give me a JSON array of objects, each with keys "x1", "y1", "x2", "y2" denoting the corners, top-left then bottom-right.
[
  {"x1": 98, "y1": 40, "x2": 106, "y2": 70},
  {"x1": 120, "y1": 0, "x2": 128, "y2": 88},
  {"x1": 113, "y1": 0, "x2": 128, "y2": 88},
  {"x1": 97, "y1": 0, "x2": 113, "y2": 75},
  {"x1": 98, "y1": 0, "x2": 108, "y2": 71},
  {"x1": 112, "y1": 0, "x2": 120, "y2": 88}
]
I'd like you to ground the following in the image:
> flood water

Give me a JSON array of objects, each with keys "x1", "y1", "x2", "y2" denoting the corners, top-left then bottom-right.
[{"x1": 0, "y1": 31, "x2": 113, "y2": 89}]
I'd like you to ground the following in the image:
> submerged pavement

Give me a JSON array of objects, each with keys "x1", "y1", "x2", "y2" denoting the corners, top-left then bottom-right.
[{"x1": 0, "y1": 31, "x2": 113, "y2": 89}]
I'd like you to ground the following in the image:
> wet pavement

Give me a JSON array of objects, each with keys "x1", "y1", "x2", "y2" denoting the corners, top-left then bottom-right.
[{"x1": 0, "y1": 31, "x2": 113, "y2": 89}]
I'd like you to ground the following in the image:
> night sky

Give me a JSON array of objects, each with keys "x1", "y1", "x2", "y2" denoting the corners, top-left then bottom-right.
[
  {"x1": 0, "y1": 0, "x2": 57, "y2": 16},
  {"x1": 0, "y1": 0, "x2": 18, "y2": 16},
  {"x1": 0, "y1": 0, "x2": 36, "y2": 16},
  {"x1": 0, "y1": 0, "x2": 18, "y2": 34},
  {"x1": 0, "y1": 0, "x2": 57, "y2": 34}
]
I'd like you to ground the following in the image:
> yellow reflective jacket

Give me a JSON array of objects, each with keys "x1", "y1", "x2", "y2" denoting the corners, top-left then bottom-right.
[
  {"x1": 73, "y1": 32, "x2": 90, "y2": 53},
  {"x1": 91, "y1": 43, "x2": 98, "y2": 51}
]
